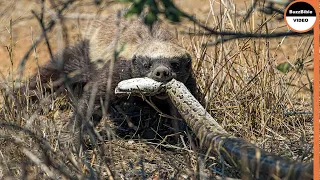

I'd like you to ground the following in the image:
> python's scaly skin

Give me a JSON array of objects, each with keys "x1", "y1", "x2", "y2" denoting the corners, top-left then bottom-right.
[{"x1": 116, "y1": 78, "x2": 313, "y2": 179}]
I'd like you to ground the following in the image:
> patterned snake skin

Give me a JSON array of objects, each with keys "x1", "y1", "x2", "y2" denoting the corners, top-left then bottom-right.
[{"x1": 115, "y1": 78, "x2": 313, "y2": 179}]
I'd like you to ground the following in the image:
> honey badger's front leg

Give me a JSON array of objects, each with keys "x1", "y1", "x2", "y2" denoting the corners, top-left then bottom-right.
[
  {"x1": 70, "y1": 52, "x2": 197, "y2": 143},
  {"x1": 66, "y1": 59, "x2": 133, "y2": 149}
]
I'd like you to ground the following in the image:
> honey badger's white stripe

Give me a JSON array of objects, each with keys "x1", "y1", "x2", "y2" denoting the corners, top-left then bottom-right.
[
  {"x1": 134, "y1": 41, "x2": 190, "y2": 60},
  {"x1": 83, "y1": 16, "x2": 189, "y2": 69},
  {"x1": 84, "y1": 18, "x2": 143, "y2": 68}
]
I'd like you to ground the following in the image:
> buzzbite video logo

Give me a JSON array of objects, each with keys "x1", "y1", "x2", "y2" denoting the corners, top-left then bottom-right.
[{"x1": 284, "y1": 1, "x2": 316, "y2": 32}]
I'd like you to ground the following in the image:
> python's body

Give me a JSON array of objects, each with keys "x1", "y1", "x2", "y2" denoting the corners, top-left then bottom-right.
[{"x1": 115, "y1": 77, "x2": 313, "y2": 180}]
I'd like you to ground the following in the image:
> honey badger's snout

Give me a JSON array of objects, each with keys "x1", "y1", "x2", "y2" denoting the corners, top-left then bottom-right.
[{"x1": 152, "y1": 65, "x2": 173, "y2": 82}]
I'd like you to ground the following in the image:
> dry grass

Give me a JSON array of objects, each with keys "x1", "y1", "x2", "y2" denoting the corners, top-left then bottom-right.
[
  {"x1": 0, "y1": 0, "x2": 313, "y2": 179},
  {"x1": 187, "y1": 1, "x2": 313, "y2": 160}
]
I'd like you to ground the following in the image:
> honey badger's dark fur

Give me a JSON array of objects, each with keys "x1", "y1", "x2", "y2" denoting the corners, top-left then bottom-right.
[{"x1": 26, "y1": 16, "x2": 197, "y2": 139}]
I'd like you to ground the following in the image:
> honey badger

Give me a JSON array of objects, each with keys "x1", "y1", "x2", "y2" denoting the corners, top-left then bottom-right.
[{"x1": 26, "y1": 15, "x2": 197, "y2": 138}]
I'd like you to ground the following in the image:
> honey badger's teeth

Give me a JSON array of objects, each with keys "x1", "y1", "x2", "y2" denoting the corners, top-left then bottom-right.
[{"x1": 115, "y1": 77, "x2": 165, "y2": 96}]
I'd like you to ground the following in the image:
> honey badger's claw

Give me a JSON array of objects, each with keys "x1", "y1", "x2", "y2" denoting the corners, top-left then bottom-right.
[{"x1": 115, "y1": 77, "x2": 164, "y2": 96}]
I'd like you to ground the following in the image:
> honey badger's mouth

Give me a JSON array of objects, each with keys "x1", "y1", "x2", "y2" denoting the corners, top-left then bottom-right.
[
  {"x1": 155, "y1": 92, "x2": 168, "y2": 100},
  {"x1": 154, "y1": 79, "x2": 170, "y2": 99}
]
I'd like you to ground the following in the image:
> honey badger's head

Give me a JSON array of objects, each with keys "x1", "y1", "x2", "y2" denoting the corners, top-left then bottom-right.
[{"x1": 131, "y1": 41, "x2": 192, "y2": 84}]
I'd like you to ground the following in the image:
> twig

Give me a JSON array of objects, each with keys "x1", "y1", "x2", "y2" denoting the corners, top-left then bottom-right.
[
  {"x1": 284, "y1": 111, "x2": 313, "y2": 117},
  {"x1": 22, "y1": 148, "x2": 57, "y2": 179},
  {"x1": 207, "y1": 30, "x2": 313, "y2": 45},
  {"x1": 18, "y1": 0, "x2": 76, "y2": 79},
  {"x1": 32, "y1": 0, "x2": 54, "y2": 62},
  {"x1": 184, "y1": 29, "x2": 313, "y2": 45},
  {"x1": 177, "y1": 5, "x2": 312, "y2": 45},
  {"x1": 0, "y1": 123, "x2": 79, "y2": 180}
]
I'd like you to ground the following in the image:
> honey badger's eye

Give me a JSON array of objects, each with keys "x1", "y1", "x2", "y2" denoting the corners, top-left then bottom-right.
[
  {"x1": 143, "y1": 62, "x2": 151, "y2": 69},
  {"x1": 170, "y1": 62, "x2": 180, "y2": 70}
]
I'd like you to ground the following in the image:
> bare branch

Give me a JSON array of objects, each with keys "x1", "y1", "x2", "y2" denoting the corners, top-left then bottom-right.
[{"x1": 18, "y1": 0, "x2": 76, "y2": 79}]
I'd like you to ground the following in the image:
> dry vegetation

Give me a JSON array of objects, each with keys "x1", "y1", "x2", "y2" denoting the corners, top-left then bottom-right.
[{"x1": 0, "y1": 0, "x2": 314, "y2": 179}]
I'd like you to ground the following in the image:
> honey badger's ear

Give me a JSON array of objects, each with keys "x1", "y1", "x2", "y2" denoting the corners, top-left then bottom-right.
[
  {"x1": 132, "y1": 55, "x2": 137, "y2": 64},
  {"x1": 186, "y1": 55, "x2": 192, "y2": 68}
]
